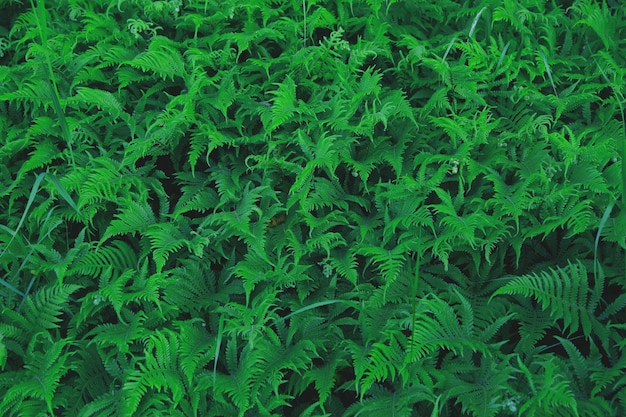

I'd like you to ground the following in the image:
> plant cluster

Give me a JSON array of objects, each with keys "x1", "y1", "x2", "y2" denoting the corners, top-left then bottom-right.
[{"x1": 1, "y1": 0, "x2": 625, "y2": 416}]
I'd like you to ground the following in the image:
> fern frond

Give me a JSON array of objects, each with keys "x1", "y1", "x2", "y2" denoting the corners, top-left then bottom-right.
[
  {"x1": 491, "y1": 261, "x2": 602, "y2": 338},
  {"x1": 406, "y1": 290, "x2": 506, "y2": 363},
  {"x1": 484, "y1": 168, "x2": 538, "y2": 232},
  {"x1": 510, "y1": 301, "x2": 554, "y2": 353},
  {"x1": 0, "y1": 335, "x2": 74, "y2": 416},
  {"x1": 356, "y1": 90, "x2": 416, "y2": 138},
  {"x1": 211, "y1": 163, "x2": 245, "y2": 203},
  {"x1": 529, "y1": 188, "x2": 596, "y2": 239},
  {"x1": 163, "y1": 258, "x2": 216, "y2": 313},
  {"x1": 87, "y1": 310, "x2": 147, "y2": 352},
  {"x1": 100, "y1": 199, "x2": 156, "y2": 243},
  {"x1": 15, "y1": 139, "x2": 61, "y2": 185},
  {"x1": 252, "y1": 335, "x2": 318, "y2": 397},
  {"x1": 343, "y1": 382, "x2": 434, "y2": 417},
  {"x1": 76, "y1": 157, "x2": 150, "y2": 206},
  {"x1": 301, "y1": 177, "x2": 347, "y2": 212},
  {"x1": 230, "y1": 249, "x2": 272, "y2": 306},
  {"x1": 71, "y1": 87, "x2": 125, "y2": 120},
  {"x1": 121, "y1": 260, "x2": 165, "y2": 310},
  {"x1": 357, "y1": 244, "x2": 406, "y2": 286},
  {"x1": 439, "y1": 355, "x2": 517, "y2": 417},
  {"x1": 187, "y1": 121, "x2": 232, "y2": 175},
  {"x1": 76, "y1": 390, "x2": 122, "y2": 417},
  {"x1": 302, "y1": 352, "x2": 346, "y2": 405},
  {"x1": 124, "y1": 36, "x2": 185, "y2": 80},
  {"x1": 0, "y1": 79, "x2": 55, "y2": 115},
  {"x1": 555, "y1": 336, "x2": 590, "y2": 392},
  {"x1": 516, "y1": 356, "x2": 578, "y2": 417},
  {"x1": 572, "y1": 0, "x2": 618, "y2": 51},
  {"x1": 144, "y1": 223, "x2": 190, "y2": 273},
  {"x1": 176, "y1": 319, "x2": 214, "y2": 386},
  {"x1": 359, "y1": 332, "x2": 407, "y2": 396},
  {"x1": 70, "y1": 240, "x2": 138, "y2": 276},
  {"x1": 328, "y1": 248, "x2": 358, "y2": 286},
  {"x1": 268, "y1": 75, "x2": 298, "y2": 131},
  {"x1": 121, "y1": 330, "x2": 185, "y2": 415},
  {"x1": 172, "y1": 172, "x2": 220, "y2": 219},
  {"x1": 21, "y1": 284, "x2": 81, "y2": 332},
  {"x1": 98, "y1": 267, "x2": 134, "y2": 318}
]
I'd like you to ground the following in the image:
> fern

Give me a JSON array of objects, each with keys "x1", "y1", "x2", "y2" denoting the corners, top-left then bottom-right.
[
  {"x1": 100, "y1": 199, "x2": 156, "y2": 244},
  {"x1": 359, "y1": 332, "x2": 408, "y2": 396},
  {"x1": 405, "y1": 289, "x2": 511, "y2": 363},
  {"x1": 2, "y1": 0, "x2": 625, "y2": 415},
  {"x1": 71, "y1": 87, "x2": 126, "y2": 120},
  {"x1": 515, "y1": 355, "x2": 579, "y2": 417},
  {"x1": 0, "y1": 335, "x2": 75, "y2": 416},
  {"x1": 328, "y1": 248, "x2": 358, "y2": 286},
  {"x1": 144, "y1": 222, "x2": 191, "y2": 273},
  {"x1": 230, "y1": 249, "x2": 273, "y2": 306},
  {"x1": 162, "y1": 257, "x2": 217, "y2": 314},
  {"x1": 572, "y1": 0, "x2": 619, "y2": 51},
  {"x1": 0, "y1": 79, "x2": 56, "y2": 116},
  {"x1": 491, "y1": 261, "x2": 603, "y2": 339},
  {"x1": 438, "y1": 354, "x2": 518, "y2": 417},
  {"x1": 87, "y1": 309, "x2": 148, "y2": 354},
  {"x1": 176, "y1": 319, "x2": 214, "y2": 386},
  {"x1": 509, "y1": 300, "x2": 555, "y2": 353},
  {"x1": 357, "y1": 243, "x2": 406, "y2": 287},
  {"x1": 124, "y1": 36, "x2": 185, "y2": 80},
  {"x1": 268, "y1": 74, "x2": 299, "y2": 131},
  {"x1": 70, "y1": 240, "x2": 138, "y2": 277},
  {"x1": 121, "y1": 330, "x2": 186, "y2": 415},
  {"x1": 76, "y1": 390, "x2": 122, "y2": 417},
  {"x1": 21, "y1": 283, "x2": 81, "y2": 333}
]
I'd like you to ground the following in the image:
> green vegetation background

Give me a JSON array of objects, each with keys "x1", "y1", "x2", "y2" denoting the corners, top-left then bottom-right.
[{"x1": 1, "y1": 0, "x2": 626, "y2": 416}]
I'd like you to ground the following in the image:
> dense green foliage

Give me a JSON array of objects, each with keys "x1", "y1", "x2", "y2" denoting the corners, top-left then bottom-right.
[{"x1": 1, "y1": 0, "x2": 625, "y2": 415}]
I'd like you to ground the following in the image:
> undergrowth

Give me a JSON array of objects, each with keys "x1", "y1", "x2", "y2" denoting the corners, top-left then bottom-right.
[{"x1": 1, "y1": 0, "x2": 625, "y2": 416}]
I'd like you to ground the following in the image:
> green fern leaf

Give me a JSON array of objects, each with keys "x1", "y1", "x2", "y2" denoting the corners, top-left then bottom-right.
[
  {"x1": 121, "y1": 330, "x2": 185, "y2": 415},
  {"x1": 70, "y1": 240, "x2": 138, "y2": 277},
  {"x1": 144, "y1": 223, "x2": 190, "y2": 273},
  {"x1": 268, "y1": 75, "x2": 298, "y2": 131},
  {"x1": 72, "y1": 87, "x2": 125, "y2": 120},
  {"x1": 359, "y1": 333, "x2": 407, "y2": 396},
  {"x1": 328, "y1": 248, "x2": 358, "y2": 286},
  {"x1": 516, "y1": 356, "x2": 578, "y2": 417},
  {"x1": 0, "y1": 79, "x2": 55, "y2": 114},
  {"x1": 22, "y1": 284, "x2": 81, "y2": 332},
  {"x1": 76, "y1": 391, "x2": 122, "y2": 417},
  {"x1": 124, "y1": 36, "x2": 185, "y2": 80},
  {"x1": 100, "y1": 199, "x2": 156, "y2": 244},
  {"x1": 510, "y1": 301, "x2": 554, "y2": 353},
  {"x1": 172, "y1": 172, "x2": 220, "y2": 219},
  {"x1": 406, "y1": 290, "x2": 504, "y2": 362},
  {"x1": 176, "y1": 319, "x2": 214, "y2": 386},
  {"x1": 0, "y1": 336, "x2": 74, "y2": 416},
  {"x1": 163, "y1": 258, "x2": 216, "y2": 313},
  {"x1": 303, "y1": 353, "x2": 345, "y2": 405},
  {"x1": 357, "y1": 244, "x2": 406, "y2": 286},
  {"x1": 491, "y1": 261, "x2": 602, "y2": 338},
  {"x1": 87, "y1": 310, "x2": 147, "y2": 353},
  {"x1": 98, "y1": 267, "x2": 134, "y2": 319}
]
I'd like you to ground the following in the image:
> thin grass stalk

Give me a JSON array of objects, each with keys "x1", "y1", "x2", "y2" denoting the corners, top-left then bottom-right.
[{"x1": 30, "y1": 0, "x2": 75, "y2": 167}]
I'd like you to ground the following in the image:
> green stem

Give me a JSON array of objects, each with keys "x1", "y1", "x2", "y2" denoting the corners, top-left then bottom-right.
[{"x1": 30, "y1": 0, "x2": 75, "y2": 167}]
